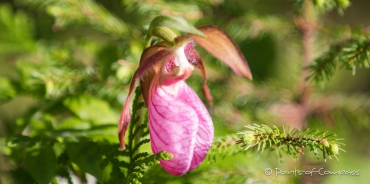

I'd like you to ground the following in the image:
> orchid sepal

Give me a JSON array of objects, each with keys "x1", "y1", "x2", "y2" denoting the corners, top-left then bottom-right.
[{"x1": 187, "y1": 25, "x2": 253, "y2": 80}]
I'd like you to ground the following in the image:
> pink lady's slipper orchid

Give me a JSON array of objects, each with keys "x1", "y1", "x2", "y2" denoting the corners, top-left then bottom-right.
[{"x1": 118, "y1": 25, "x2": 252, "y2": 175}]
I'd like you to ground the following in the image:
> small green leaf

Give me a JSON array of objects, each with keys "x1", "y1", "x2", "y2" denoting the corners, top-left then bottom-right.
[
  {"x1": 25, "y1": 146, "x2": 56, "y2": 184},
  {"x1": 63, "y1": 95, "x2": 117, "y2": 125},
  {"x1": 66, "y1": 141, "x2": 104, "y2": 182},
  {"x1": 82, "y1": 125, "x2": 117, "y2": 143},
  {"x1": 148, "y1": 15, "x2": 205, "y2": 37},
  {"x1": 58, "y1": 117, "x2": 91, "y2": 130}
]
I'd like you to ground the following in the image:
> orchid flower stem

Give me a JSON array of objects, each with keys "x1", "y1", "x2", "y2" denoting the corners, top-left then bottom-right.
[{"x1": 144, "y1": 35, "x2": 152, "y2": 48}]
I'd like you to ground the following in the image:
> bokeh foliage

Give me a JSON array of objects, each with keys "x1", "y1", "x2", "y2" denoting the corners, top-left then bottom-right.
[{"x1": 1, "y1": 0, "x2": 370, "y2": 184}]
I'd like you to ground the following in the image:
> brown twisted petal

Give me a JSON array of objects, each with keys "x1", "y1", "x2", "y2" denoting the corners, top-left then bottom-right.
[
  {"x1": 118, "y1": 43, "x2": 172, "y2": 150},
  {"x1": 182, "y1": 39, "x2": 213, "y2": 105},
  {"x1": 187, "y1": 25, "x2": 253, "y2": 80},
  {"x1": 139, "y1": 44, "x2": 172, "y2": 105}
]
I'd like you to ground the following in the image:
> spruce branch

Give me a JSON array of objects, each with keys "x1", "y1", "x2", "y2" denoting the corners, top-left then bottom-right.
[
  {"x1": 209, "y1": 124, "x2": 345, "y2": 163},
  {"x1": 16, "y1": 86, "x2": 173, "y2": 184},
  {"x1": 308, "y1": 39, "x2": 370, "y2": 84},
  {"x1": 126, "y1": 151, "x2": 172, "y2": 184},
  {"x1": 21, "y1": 0, "x2": 129, "y2": 39},
  {"x1": 126, "y1": 87, "x2": 145, "y2": 159},
  {"x1": 207, "y1": 135, "x2": 244, "y2": 164},
  {"x1": 238, "y1": 124, "x2": 345, "y2": 161}
]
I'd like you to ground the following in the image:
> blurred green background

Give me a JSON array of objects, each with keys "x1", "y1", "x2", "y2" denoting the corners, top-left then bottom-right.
[{"x1": 0, "y1": 0, "x2": 370, "y2": 183}]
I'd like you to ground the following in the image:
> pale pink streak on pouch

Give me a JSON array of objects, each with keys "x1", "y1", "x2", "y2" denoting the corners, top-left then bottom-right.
[{"x1": 148, "y1": 80, "x2": 214, "y2": 175}]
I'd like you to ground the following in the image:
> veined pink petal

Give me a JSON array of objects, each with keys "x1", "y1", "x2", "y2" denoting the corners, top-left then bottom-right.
[
  {"x1": 148, "y1": 79, "x2": 214, "y2": 176},
  {"x1": 118, "y1": 44, "x2": 173, "y2": 150}
]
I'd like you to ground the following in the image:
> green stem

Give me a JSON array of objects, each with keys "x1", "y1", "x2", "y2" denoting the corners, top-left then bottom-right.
[{"x1": 144, "y1": 34, "x2": 152, "y2": 48}]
